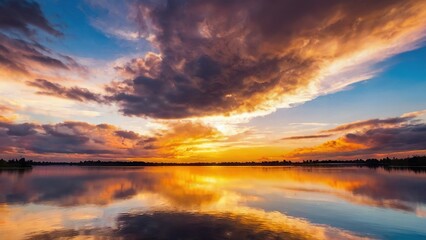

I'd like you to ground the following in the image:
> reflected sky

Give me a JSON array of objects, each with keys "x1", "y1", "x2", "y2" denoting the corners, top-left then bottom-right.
[{"x1": 1, "y1": 166, "x2": 426, "y2": 239}]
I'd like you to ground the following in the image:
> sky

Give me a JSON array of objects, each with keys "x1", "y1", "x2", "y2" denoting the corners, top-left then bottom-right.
[{"x1": 0, "y1": 0, "x2": 425, "y2": 162}]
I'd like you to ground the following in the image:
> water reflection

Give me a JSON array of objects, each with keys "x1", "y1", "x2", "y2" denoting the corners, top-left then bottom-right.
[
  {"x1": 26, "y1": 211, "x2": 365, "y2": 240},
  {"x1": 1, "y1": 166, "x2": 426, "y2": 239}
]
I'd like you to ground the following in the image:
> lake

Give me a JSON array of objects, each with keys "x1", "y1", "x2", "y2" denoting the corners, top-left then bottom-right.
[{"x1": 1, "y1": 166, "x2": 426, "y2": 239}]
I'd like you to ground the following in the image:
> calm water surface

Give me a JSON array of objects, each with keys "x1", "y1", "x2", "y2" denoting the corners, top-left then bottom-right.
[{"x1": 1, "y1": 166, "x2": 426, "y2": 239}]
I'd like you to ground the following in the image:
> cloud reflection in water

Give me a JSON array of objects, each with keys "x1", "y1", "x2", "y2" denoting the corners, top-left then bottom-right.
[{"x1": 1, "y1": 166, "x2": 426, "y2": 239}]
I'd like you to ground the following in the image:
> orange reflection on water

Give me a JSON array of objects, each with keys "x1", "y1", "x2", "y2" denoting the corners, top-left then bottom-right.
[{"x1": 1, "y1": 166, "x2": 426, "y2": 239}]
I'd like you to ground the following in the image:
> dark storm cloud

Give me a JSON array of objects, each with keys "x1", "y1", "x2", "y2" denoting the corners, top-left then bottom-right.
[
  {"x1": 27, "y1": 79, "x2": 106, "y2": 103},
  {"x1": 101, "y1": 0, "x2": 426, "y2": 119},
  {"x1": 0, "y1": 1, "x2": 86, "y2": 76},
  {"x1": 0, "y1": 0, "x2": 62, "y2": 37}
]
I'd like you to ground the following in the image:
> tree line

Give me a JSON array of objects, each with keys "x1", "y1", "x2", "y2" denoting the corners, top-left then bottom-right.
[
  {"x1": 0, "y1": 158, "x2": 33, "y2": 168},
  {"x1": 1, "y1": 156, "x2": 426, "y2": 168}
]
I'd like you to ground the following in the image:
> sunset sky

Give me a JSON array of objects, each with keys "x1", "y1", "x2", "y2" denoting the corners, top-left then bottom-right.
[{"x1": 0, "y1": 0, "x2": 425, "y2": 162}]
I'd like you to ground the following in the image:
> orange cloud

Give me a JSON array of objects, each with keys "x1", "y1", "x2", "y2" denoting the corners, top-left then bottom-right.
[
  {"x1": 285, "y1": 110, "x2": 426, "y2": 159},
  {"x1": 0, "y1": 114, "x2": 243, "y2": 161},
  {"x1": 0, "y1": 105, "x2": 15, "y2": 123}
]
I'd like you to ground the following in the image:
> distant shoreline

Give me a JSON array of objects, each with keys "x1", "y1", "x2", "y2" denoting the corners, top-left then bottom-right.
[{"x1": 2, "y1": 156, "x2": 426, "y2": 169}]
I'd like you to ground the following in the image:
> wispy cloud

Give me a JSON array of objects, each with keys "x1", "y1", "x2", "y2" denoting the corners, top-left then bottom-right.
[
  {"x1": 0, "y1": 0, "x2": 61, "y2": 37},
  {"x1": 0, "y1": 0, "x2": 86, "y2": 80},
  {"x1": 282, "y1": 134, "x2": 333, "y2": 140},
  {"x1": 285, "y1": 110, "x2": 426, "y2": 159},
  {"x1": 322, "y1": 114, "x2": 424, "y2": 133},
  {"x1": 27, "y1": 79, "x2": 107, "y2": 104},
  {"x1": 289, "y1": 123, "x2": 331, "y2": 127}
]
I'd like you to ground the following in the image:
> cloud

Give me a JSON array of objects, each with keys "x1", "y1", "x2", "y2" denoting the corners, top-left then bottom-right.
[
  {"x1": 286, "y1": 111, "x2": 426, "y2": 159},
  {"x1": 85, "y1": 0, "x2": 144, "y2": 41},
  {"x1": 344, "y1": 124, "x2": 426, "y2": 153},
  {"x1": 0, "y1": 0, "x2": 61, "y2": 37},
  {"x1": 94, "y1": 0, "x2": 426, "y2": 119},
  {"x1": 0, "y1": 33, "x2": 69, "y2": 74},
  {"x1": 143, "y1": 120, "x2": 225, "y2": 158},
  {"x1": 322, "y1": 115, "x2": 423, "y2": 133},
  {"x1": 6, "y1": 123, "x2": 37, "y2": 136},
  {"x1": 0, "y1": 0, "x2": 86, "y2": 78},
  {"x1": 115, "y1": 130, "x2": 140, "y2": 140},
  {"x1": 27, "y1": 79, "x2": 106, "y2": 103},
  {"x1": 282, "y1": 134, "x2": 332, "y2": 140},
  {"x1": 0, "y1": 120, "x2": 149, "y2": 156},
  {"x1": 0, "y1": 104, "x2": 15, "y2": 123},
  {"x1": 14, "y1": 0, "x2": 426, "y2": 121},
  {"x1": 0, "y1": 115, "x2": 228, "y2": 160}
]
